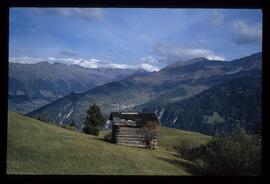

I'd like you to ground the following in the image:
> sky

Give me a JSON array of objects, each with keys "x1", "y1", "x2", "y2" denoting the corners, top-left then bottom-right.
[{"x1": 9, "y1": 8, "x2": 262, "y2": 71}]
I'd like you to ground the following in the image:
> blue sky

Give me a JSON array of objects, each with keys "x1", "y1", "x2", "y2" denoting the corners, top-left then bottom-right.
[{"x1": 9, "y1": 8, "x2": 262, "y2": 71}]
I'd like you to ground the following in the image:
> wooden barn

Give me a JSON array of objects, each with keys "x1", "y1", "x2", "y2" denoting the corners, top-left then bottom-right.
[{"x1": 109, "y1": 112, "x2": 160, "y2": 149}]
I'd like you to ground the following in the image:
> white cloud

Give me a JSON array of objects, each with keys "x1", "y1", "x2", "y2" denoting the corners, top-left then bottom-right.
[
  {"x1": 206, "y1": 55, "x2": 225, "y2": 61},
  {"x1": 110, "y1": 63, "x2": 129, "y2": 69},
  {"x1": 152, "y1": 42, "x2": 225, "y2": 62},
  {"x1": 10, "y1": 55, "x2": 161, "y2": 72},
  {"x1": 58, "y1": 50, "x2": 79, "y2": 57},
  {"x1": 209, "y1": 10, "x2": 224, "y2": 26},
  {"x1": 198, "y1": 39, "x2": 207, "y2": 45},
  {"x1": 140, "y1": 63, "x2": 159, "y2": 72},
  {"x1": 79, "y1": 59, "x2": 99, "y2": 69},
  {"x1": 141, "y1": 55, "x2": 159, "y2": 64},
  {"x1": 50, "y1": 8, "x2": 72, "y2": 16},
  {"x1": 74, "y1": 8, "x2": 103, "y2": 20},
  {"x1": 232, "y1": 20, "x2": 262, "y2": 44},
  {"x1": 30, "y1": 27, "x2": 36, "y2": 33},
  {"x1": 9, "y1": 56, "x2": 133, "y2": 70},
  {"x1": 36, "y1": 8, "x2": 103, "y2": 21},
  {"x1": 47, "y1": 57, "x2": 56, "y2": 61},
  {"x1": 9, "y1": 56, "x2": 48, "y2": 64}
]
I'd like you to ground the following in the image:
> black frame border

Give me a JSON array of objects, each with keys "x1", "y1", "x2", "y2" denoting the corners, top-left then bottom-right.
[{"x1": 0, "y1": 0, "x2": 268, "y2": 182}]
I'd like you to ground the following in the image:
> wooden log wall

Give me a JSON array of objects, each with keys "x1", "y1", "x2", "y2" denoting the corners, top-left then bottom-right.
[{"x1": 112, "y1": 125, "x2": 158, "y2": 148}]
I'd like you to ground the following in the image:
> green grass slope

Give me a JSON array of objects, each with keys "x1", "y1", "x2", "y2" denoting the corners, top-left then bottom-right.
[
  {"x1": 157, "y1": 127, "x2": 211, "y2": 153},
  {"x1": 7, "y1": 112, "x2": 210, "y2": 175}
]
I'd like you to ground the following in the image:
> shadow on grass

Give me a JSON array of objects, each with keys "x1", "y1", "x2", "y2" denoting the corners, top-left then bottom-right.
[
  {"x1": 155, "y1": 155, "x2": 202, "y2": 175},
  {"x1": 93, "y1": 137, "x2": 112, "y2": 143}
]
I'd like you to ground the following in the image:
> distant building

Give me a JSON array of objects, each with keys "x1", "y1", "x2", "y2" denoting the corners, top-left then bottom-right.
[{"x1": 109, "y1": 112, "x2": 160, "y2": 149}]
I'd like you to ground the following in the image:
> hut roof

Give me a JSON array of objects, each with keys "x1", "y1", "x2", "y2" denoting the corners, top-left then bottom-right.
[{"x1": 109, "y1": 112, "x2": 160, "y2": 127}]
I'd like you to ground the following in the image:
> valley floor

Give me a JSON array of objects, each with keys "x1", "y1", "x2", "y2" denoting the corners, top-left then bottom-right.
[{"x1": 7, "y1": 112, "x2": 210, "y2": 175}]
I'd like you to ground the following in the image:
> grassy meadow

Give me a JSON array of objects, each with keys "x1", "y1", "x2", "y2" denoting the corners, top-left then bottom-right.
[{"x1": 7, "y1": 112, "x2": 210, "y2": 175}]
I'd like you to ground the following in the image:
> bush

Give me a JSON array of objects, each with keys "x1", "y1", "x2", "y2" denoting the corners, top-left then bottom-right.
[
  {"x1": 174, "y1": 139, "x2": 205, "y2": 158},
  {"x1": 179, "y1": 128, "x2": 261, "y2": 175}
]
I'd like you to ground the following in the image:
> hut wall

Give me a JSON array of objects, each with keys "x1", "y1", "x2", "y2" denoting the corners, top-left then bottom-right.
[{"x1": 112, "y1": 125, "x2": 158, "y2": 148}]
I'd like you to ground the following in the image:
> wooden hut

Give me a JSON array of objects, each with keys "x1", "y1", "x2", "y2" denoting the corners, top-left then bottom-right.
[{"x1": 109, "y1": 112, "x2": 160, "y2": 149}]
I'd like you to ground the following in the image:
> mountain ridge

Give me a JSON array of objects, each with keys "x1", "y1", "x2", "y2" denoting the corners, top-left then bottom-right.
[
  {"x1": 26, "y1": 52, "x2": 262, "y2": 134},
  {"x1": 9, "y1": 61, "x2": 139, "y2": 113},
  {"x1": 138, "y1": 76, "x2": 261, "y2": 135}
]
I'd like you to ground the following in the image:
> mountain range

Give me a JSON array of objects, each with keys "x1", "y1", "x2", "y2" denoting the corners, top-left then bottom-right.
[
  {"x1": 137, "y1": 77, "x2": 261, "y2": 135},
  {"x1": 25, "y1": 52, "x2": 262, "y2": 135},
  {"x1": 8, "y1": 61, "x2": 139, "y2": 113}
]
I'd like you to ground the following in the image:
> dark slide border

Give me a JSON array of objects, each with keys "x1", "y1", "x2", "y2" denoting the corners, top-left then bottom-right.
[{"x1": 0, "y1": 0, "x2": 268, "y2": 183}]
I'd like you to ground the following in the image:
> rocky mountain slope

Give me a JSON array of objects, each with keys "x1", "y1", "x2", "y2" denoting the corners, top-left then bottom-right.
[
  {"x1": 9, "y1": 61, "x2": 138, "y2": 113},
  {"x1": 26, "y1": 52, "x2": 262, "y2": 134},
  {"x1": 138, "y1": 77, "x2": 261, "y2": 135}
]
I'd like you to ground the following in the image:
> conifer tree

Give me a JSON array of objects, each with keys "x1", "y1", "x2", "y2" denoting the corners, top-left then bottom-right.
[{"x1": 83, "y1": 103, "x2": 105, "y2": 136}]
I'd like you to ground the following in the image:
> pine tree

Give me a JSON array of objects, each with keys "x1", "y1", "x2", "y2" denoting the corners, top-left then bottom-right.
[{"x1": 83, "y1": 103, "x2": 105, "y2": 136}]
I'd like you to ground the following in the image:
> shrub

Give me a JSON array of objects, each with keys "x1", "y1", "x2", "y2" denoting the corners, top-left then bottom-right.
[
  {"x1": 179, "y1": 128, "x2": 261, "y2": 175},
  {"x1": 177, "y1": 139, "x2": 205, "y2": 159},
  {"x1": 142, "y1": 128, "x2": 157, "y2": 149}
]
